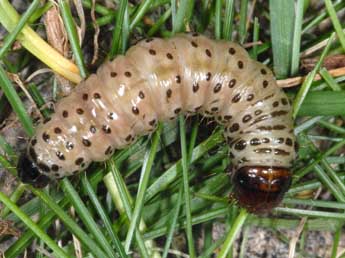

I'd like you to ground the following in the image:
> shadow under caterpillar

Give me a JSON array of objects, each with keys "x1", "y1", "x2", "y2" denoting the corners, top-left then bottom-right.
[{"x1": 17, "y1": 33, "x2": 296, "y2": 213}]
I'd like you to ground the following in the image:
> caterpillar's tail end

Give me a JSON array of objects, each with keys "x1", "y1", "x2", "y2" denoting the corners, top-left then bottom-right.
[
  {"x1": 17, "y1": 154, "x2": 50, "y2": 188},
  {"x1": 232, "y1": 166, "x2": 291, "y2": 214}
]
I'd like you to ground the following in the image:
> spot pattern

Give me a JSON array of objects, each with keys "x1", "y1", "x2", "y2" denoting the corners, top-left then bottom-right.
[{"x1": 20, "y1": 34, "x2": 296, "y2": 214}]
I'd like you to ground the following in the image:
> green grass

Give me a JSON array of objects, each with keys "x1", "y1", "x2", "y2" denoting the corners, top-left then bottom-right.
[{"x1": 0, "y1": 1, "x2": 345, "y2": 257}]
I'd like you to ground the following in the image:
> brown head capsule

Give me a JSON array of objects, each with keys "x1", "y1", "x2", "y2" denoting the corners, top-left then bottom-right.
[{"x1": 232, "y1": 166, "x2": 292, "y2": 213}]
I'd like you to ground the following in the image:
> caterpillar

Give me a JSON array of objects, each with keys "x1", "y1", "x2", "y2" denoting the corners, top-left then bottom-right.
[{"x1": 17, "y1": 33, "x2": 296, "y2": 213}]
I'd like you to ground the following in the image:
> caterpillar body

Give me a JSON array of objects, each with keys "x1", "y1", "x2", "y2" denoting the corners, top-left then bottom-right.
[{"x1": 17, "y1": 33, "x2": 296, "y2": 213}]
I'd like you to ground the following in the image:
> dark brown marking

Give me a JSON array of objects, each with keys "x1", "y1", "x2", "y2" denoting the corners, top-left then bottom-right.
[
  {"x1": 274, "y1": 149, "x2": 290, "y2": 156},
  {"x1": 102, "y1": 125, "x2": 111, "y2": 134},
  {"x1": 82, "y1": 138, "x2": 91, "y2": 147},
  {"x1": 54, "y1": 127, "x2": 62, "y2": 134},
  {"x1": 211, "y1": 107, "x2": 218, "y2": 112},
  {"x1": 286, "y1": 138, "x2": 293, "y2": 146},
  {"x1": 191, "y1": 41, "x2": 198, "y2": 47},
  {"x1": 76, "y1": 108, "x2": 84, "y2": 115},
  {"x1": 125, "y1": 71, "x2": 132, "y2": 77},
  {"x1": 29, "y1": 147, "x2": 37, "y2": 162},
  {"x1": 232, "y1": 93, "x2": 241, "y2": 103},
  {"x1": 56, "y1": 151, "x2": 65, "y2": 160},
  {"x1": 82, "y1": 93, "x2": 88, "y2": 100},
  {"x1": 234, "y1": 140, "x2": 247, "y2": 151},
  {"x1": 145, "y1": 38, "x2": 153, "y2": 42},
  {"x1": 43, "y1": 117, "x2": 51, "y2": 124},
  {"x1": 262, "y1": 138, "x2": 270, "y2": 143},
  {"x1": 229, "y1": 79, "x2": 236, "y2": 88},
  {"x1": 192, "y1": 83, "x2": 199, "y2": 93},
  {"x1": 175, "y1": 75, "x2": 181, "y2": 83},
  {"x1": 271, "y1": 110, "x2": 288, "y2": 117},
  {"x1": 42, "y1": 132, "x2": 50, "y2": 142},
  {"x1": 205, "y1": 49, "x2": 212, "y2": 57},
  {"x1": 230, "y1": 123, "x2": 240, "y2": 132},
  {"x1": 242, "y1": 114, "x2": 252, "y2": 123},
  {"x1": 213, "y1": 83, "x2": 222, "y2": 93},
  {"x1": 254, "y1": 148, "x2": 272, "y2": 154},
  {"x1": 125, "y1": 134, "x2": 132, "y2": 142},
  {"x1": 90, "y1": 125, "x2": 97, "y2": 134},
  {"x1": 66, "y1": 141, "x2": 74, "y2": 150},
  {"x1": 105, "y1": 146, "x2": 112, "y2": 155},
  {"x1": 149, "y1": 49, "x2": 156, "y2": 55},
  {"x1": 276, "y1": 137, "x2": 284, "y2": 144},
  {"x1": 166, "y1": 89, "x2": 172, "y2": 98},
  {"x1": 273, "y1": 125, "x2": 286, "y2": 130},
  {"x1": 281, "y1": 98, "x2": 289, "y2": 105},
  {"x1": 260, "y1": 69, "x2": 267, "y2": 75},
  {"x1": 110, "y1": 72, "x2": 117, "y2": 77},
  {"x1": 31, "y1": 139, "x2": 37, "y2": 146},
  {"x1": 51, "y1": 164, "x2": 59, "y2": 172},
  {"x1": 93, "y1": 93, "x2": 101, "y2": 99},
  {"x1": 166, "y1": 53, "x2": 173, "y2": 59},
  {"x1": 108, "y1": 112, "x2": 115, "y2": 120},
  {"x1": 263, "y1": 80, "x2": 269, "y2": 88},
  {"x1": 149, "y1": 119, "x2": 156, "y2": 126},
  {"x1": 38, "y1": 163, "x2": 50, "y2": 172},
  {"x1": 272, "y1": 101, "x2": 279, "y2": 107},
  {"x1": 174, "y1": 108, "x2": 181, "y2": 114},
  {"x1": 254, "y1": 110, "x2": 262, "y2": 116},
  {"x1": 75, "y1": 157, "x2": 84, "y2": 166},
  {"x1": 62, "y1": 110, "x2": 68, "y2": 118},
  {"x1": 224, "y1": 115, "x2": 232, "y2": 121},
  {"x1": 195, "y1": 105, "x2": 202, "y2": 112},
  {"x1": 250, "y1": 138, "x2": 261, "y2": 146},
  {"x1": 206, "y1": 72, "x2": 211, "y2": 81},
  {"x1": 132, "y1": 106, "x2": 139, "y2": 115},
  {"x1": 238, "y1": 61, "x2": 244, "y2": 69},
  {"x1": 247, "y1": 94, "x2": 254, "y2": 101},
  {"x1": 139, "y1": 91, "x2": 145, "y2": 99},
  {"x1": 229, "y1": 48, "x2": 236, "y2": 55}
]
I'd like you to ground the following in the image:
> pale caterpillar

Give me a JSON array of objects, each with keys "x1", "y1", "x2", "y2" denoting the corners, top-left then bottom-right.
[{"x1": 17, "y1": 33, "x2": 296, "y2": 213}]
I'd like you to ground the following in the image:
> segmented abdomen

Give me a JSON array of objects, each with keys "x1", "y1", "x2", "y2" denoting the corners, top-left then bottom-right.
[{"x1": 23, "y1": 33, "x2": 296, "y2": 211}]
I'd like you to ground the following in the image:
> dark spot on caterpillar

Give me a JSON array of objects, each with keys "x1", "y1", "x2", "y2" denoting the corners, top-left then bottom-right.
[
  {"x1": 286, "y1": 138, "x2": 293, "y2": 146},
  {"x1": 166, "y1": 89, "x2": 172, "y2": 98},
  {"x1": 254, "y1": 148, "x2": 272, "y2": 154},
  {"x1": 42, "y1": 132, "x2": 50, "y2": 142},
  {"x1": 229, "y1": 48, "x2": 236, "y2": 55},
  {"x1": 192, "y1": 83, "x2": 199, "y2": 93},
  {"x1": 260, "y1": 69, "x2": 267, "y2": 75},
  {"x1": 205, "y1": 49, "x2": 212, "y2": 57},
  {"x1": 90, "y1": 125, "x2": 97, "y2": 134},
  {"x1": 82, "y1": 93, "x2": 88, "y2": 100},
  {"x1": 273, "y1": 125, "x2": 286, "y2": 130},
  {"x1": 29, "y1": 147, "x2": 37, "y2": 162},
  {"x1": 191, "y1": 41, "x2": 198, "y2": 47},
  {"x1": 38, "y1": 163, "x2": 50, "y2": 172},
  {"x1": 250, "y1": 138, "x2": 261, "y2": 146},
  {"x1": 224, "y1": 115, "x2": 232, "y2": 121},
  {"x1": 62, "y1": 110, "x2": 68, "y2": 118},
  {"x1": 238, "y1": 61, "x2": 244, "y2": 69},
  {"x1": 149, "y1": 49, "x2": 156, "y2": 55},
  {"x1": 56, "y1": 151, "x2": 65, "y2": 160},
  {"x1": 254, "y1": 110, "x2": 262, "y2": 116},
  {"x1": 234, "y1": 140, "x2": 247, "y2": 151},
  {"x1": 230, "y1": 123, "x2": 240, "y2": 132},
  {"x1": 281, "y1": 98, "x2": 289, "y2": 105},
  {"x1": 31, "y1": 138, "x2": 37, "y2": 146},
  {"x1": 232, "y1": 93, "x2": 241, "y2": 103},
  {"x1": 242, "y1": 114, "x2": 252, "y2": 123},
  {"x1": 102, "y1": 125, "x2": 111, "y2": 134},
  {"x1": 206, "y1": 72, "x2": 211, "y2": 81},
  {"x1": 213, "y1": 83, "x2": 222, "y2": 93},
  {"x1": 174, "y1": 108, "x2": 181, "y2": 114},
  {"x1": 274, "y1": 149, "x2": 290, "y2": 156},
  {"x1": 54, "y1": 127, "x2": 62, "y2": 134},
  {"x1": 271, "y1": 110, "x2": 288, "y2": 117},
  {"x1": 166, "y1": 53, "x2": 173, "y2": 59},
  {"x1": 82, "y1": 138, "x2": 91, "y2": 147},
  {"x1": 276, "y1": 137, "x2": 284, "y2": 144},
  {"x1": 247, "y1": 94, "x2": 254, "y2": 101},
  {"x1": 51, "y1": 164, "x2": 59, "y2": 171},
  {"x1": 76, "y1": 108, "x2": 84, "y2": 115},
  {"x1": 75, "y1": 157, "x2": 84, "y2": 166},
  {"x1": 262, "y1": 138, "x2": 270, "y2": 143},
  {"x1": 125, "y1": 71, "x2": 132, "y2": 77},
  {"x1": 105, "y1": 146, "x2": 112, "y2": 155},
  {"x1": 108, "y1": 112, "x2": 115, "y2": 120},
  {"x1": 145, "y1": 38, "x2": 153, "y2": 42},
  {"x1": 43, "y1": 117, "x2": 51, "y2": 124},
  {"x1": 149, "y1": 119, "x2": 156, "y2": 126},
  {"x1": 66, "y1": 141, "x2": 74, "y2": 150},
  {"x1": 110, "y1": 72, "x2": 117, "y2": 77},
  {"x1": 264, "y1": 94, "x2": 275, "y2": 100},
  {"x1": 229, "y1": 79, "x2": 236, "y2": 88},
  {"x1": 94, "y1": 93, "x2": 101, "y2": 99},
  {"x1": 211, "y1": 107, "x2": 218, "y2": 112},
  {"x1": 272, "y1": 101, "x2": 279, "y2": 107},
  {"x1": 263, "y1": 80, "x2": 269, "y2": 88},
  {"x1": 139, "y1": 91, "x2": 145, "y2": 99},
  {"x1": 132, "y1": 106, "x2": 139, "y2": 115},
  {"x1": 175, "y1": 75, "x2": 181, "y2": 83},
  {"x1": 195, "y1": 105, "x2": 202, "y2": 112},
  {"x1": 125, "y1": 134, "x2": 132, "y2": 142}
]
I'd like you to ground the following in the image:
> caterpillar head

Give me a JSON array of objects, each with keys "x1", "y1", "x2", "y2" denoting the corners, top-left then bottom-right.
[
  {"x1": 232, "y1": 166, "x2": 291, "y2": 214},
  {"x1": 17, "y1": 153, "x2": 50, "y2": 188}
]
